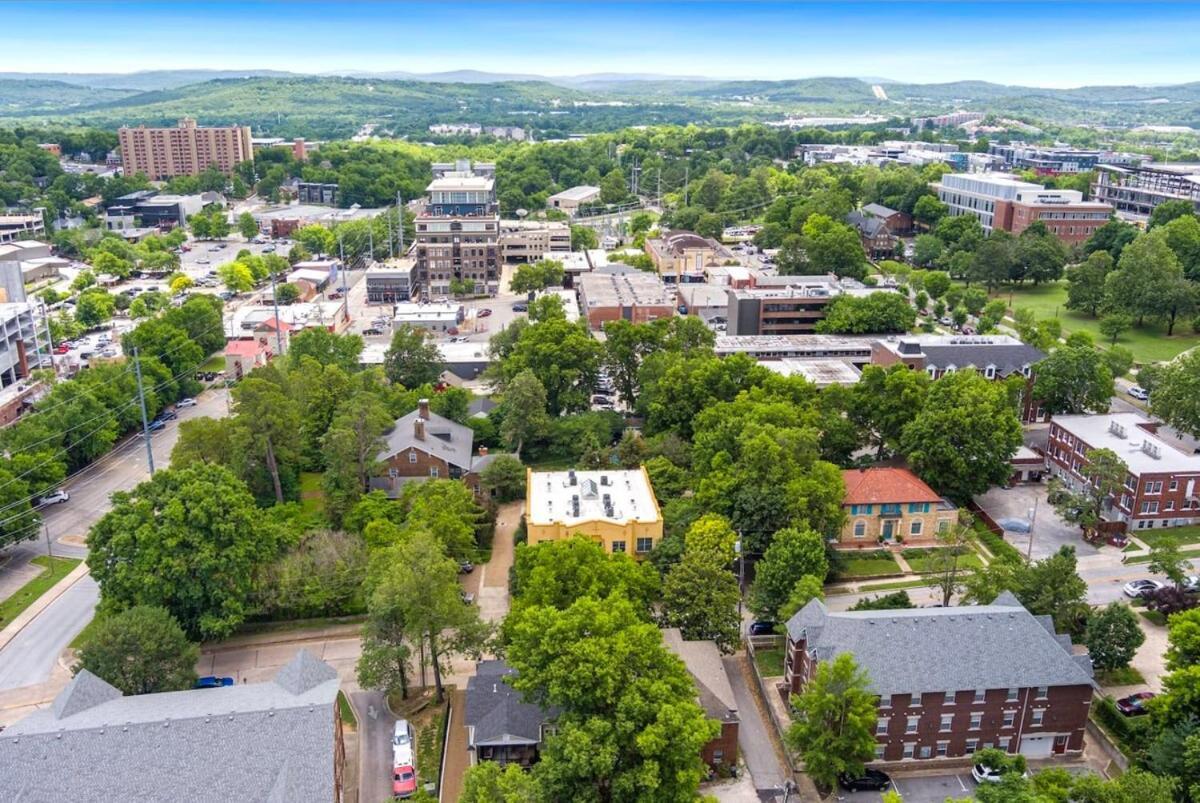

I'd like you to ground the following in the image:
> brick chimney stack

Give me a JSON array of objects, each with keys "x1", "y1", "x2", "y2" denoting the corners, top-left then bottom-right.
[{"x1": 418, "y1": 398, "x2": 430, "y2": 419}]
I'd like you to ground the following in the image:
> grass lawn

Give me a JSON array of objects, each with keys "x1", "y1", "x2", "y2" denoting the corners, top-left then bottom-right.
[
  {"x1": 832, "y1": 550, "x2": 902, "y2": 579},
  {"x1": 1136, "y1": 526, "x2": 1200, "y2": 550},
  {"x1": 753, "y1": 647, "x2": 786, "y2": 678},
  {"x1": 298, "y1": 472, "x2": 326, "y2": 517},
  {"x1": 337, "y1": 690, "x2": 358, "y2": 730},
  {"x1": 992, "y1": 280, "x2": 1200, "y2": 364},
  {"x1": 901, "y1": 548, "x2": 984, "y2": 574},
  {"x1": 0, "y1": 556, "x2": 81, "y2": 629},
  {"x1": 1096, "y1": 666, "x2": 1146, "y2": 687},
  {"x1": 199, "y1": 354, "x2": 226, "y2": 373},
  {"x1": 1126, "y1": 547, "x2": 1200, "y2": 565},
  {"x1": 232, "y1": 613, "x2": 366, "y2": 637},
  {"x1": 1140, "y1": 610, "x2": 1168, "y2": 627},
  {"x1": 844, "y1": 578, "x2": 930, "y2": 594}
]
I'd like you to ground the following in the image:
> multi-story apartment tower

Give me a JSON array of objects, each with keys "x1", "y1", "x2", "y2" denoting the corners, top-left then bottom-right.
[
  {"x1": 414, "y1": 163, "x2": 499, "y2": 296},
  {"x1": 118, "y1": 118, "x2": 253, "y2": 180}
]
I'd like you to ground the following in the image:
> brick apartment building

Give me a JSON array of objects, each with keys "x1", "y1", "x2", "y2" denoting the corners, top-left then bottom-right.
[
  {"x1": 726, "y1": 277, "x2": 892, "y2": 337},
  {"x1": 785, "y1": 593, "x2": 1095, "y2": 762},
  {"x1": 934, "y1": 173, "x2": 1112, "y2": 246},
  {"x1": 118, "y1": 118, "x2": 253, "y2": 180},
  {"x1": 414, "y1": 169, "x2": 499, "y2": 296},
  {"x1": 872, "y1": 335, "x2": 1047, "y2": 422},
  {"x1": 1046, "y1": 413, "x2": 1200, "y2": 532}
]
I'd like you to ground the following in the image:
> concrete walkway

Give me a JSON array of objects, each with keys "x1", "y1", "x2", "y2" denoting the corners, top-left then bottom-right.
[
  {"x1": 439, "y1": 688, "x2": 470, "y2": 803},
  {"x1": 723, "y1": 654, "x2": 788, "y2": 793}
]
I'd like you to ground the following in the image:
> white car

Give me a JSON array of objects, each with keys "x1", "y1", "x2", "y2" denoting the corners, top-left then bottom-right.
[
  {"x1": 1128, "y1": 386, "x2": 1150, "y2": 401},
  {"x1": 1123, "y1": 579, "x2": 1167, "y2": 599},
  {"x1": 176, "y1": 397, "x2": 197, "y2": 408},
  {"x1": 392, "y1": 718, "x2": 414, "y2": 767},
  {"x1": 37, "y1": 489, "x2": 70, "y2": 507},
  {"x1": 972, "y1": 763, "x2": 1028, "y2": 784}
]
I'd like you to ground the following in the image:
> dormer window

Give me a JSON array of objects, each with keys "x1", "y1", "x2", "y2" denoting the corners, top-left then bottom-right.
[{"x1": 984, "y1": 364, "x2": 996, "y2": 379}]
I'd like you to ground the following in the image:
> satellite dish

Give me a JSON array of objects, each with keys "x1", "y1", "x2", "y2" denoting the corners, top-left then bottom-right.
[{"x1": 516, "y1": 208, "x2": 528, "y2": 219}]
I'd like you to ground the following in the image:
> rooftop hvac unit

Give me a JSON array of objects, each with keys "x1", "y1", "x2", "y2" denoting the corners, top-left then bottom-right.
[
  {"x1": 1109, "y1": 421, "x2": 1127, "y2": 439},
  {"x1": 567, "y1": 469, "x2": 577, "y2": 486},
  {"x1": 1141, "y1": 440, "x2": 1162, "y2": 459},
  {"x1": 600, "y1": 475, "x2": 609, "y2": 486}
]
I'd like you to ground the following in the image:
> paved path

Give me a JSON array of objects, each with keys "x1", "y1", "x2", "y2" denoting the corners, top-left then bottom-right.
[
  {"x1": 475, "y1": 501, "x2": 521, "y2": 623},
  {"x1": 351, "y1": 689, "x2": 393, "y2": 803},
  {"x1": 723, "y1": 654, "x2": 787, "y2": 793},
  {"x1": 0, "y1": 574, "x2": 97, "y2": 693},
  {"x1": 440, "y1": 688, "x2": 470, "y2": 803}
]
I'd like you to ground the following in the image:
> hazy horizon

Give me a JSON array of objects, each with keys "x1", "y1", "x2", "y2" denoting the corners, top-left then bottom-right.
[{"x1": 3, "y1": 0, "x2": 1198, "y2": 90}]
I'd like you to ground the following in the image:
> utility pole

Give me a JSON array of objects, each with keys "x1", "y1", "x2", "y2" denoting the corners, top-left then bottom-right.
[
  {"x1": 268, "y1": 268, "x2": 284, "y2": 356},
  {"x1": 43, "y1": 520, "x2": 53, "y2": 559},
  {"x1": 684, "y1": 162, "x2": 690, "y2": 208},
  {"x1": 396, "y1": 192, "x2": 405, "y2": 255},
  {"x1": 132, "y1": 347, "x2": 155, "y2": 475},
  {"x1": 734, "y1": 533, "x2": 745, "y2": 621}
]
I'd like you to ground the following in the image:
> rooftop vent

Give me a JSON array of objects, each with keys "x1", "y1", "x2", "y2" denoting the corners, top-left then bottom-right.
[
  {"x1": 1109, "y1": 421, "x2": 1127, "y2": 439},
  {"x1": 1142, "y1": 440, "x2": 1162, "y2": 460}
]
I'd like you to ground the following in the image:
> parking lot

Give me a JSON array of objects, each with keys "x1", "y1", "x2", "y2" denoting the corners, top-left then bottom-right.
[
  {"x1": 835, "y1": 772, "x2": 977, "y2": 802},
  {"x1": 973, "y1": 483, "x2": 1100, "y2": 561}
]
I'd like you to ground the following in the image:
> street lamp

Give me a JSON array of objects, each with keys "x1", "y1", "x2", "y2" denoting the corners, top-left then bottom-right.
[{"x1": 734, "y1": 535, "x2": 744, "y2": 621}]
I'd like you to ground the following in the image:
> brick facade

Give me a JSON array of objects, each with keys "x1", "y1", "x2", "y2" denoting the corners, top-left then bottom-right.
[{"x1": 701, "y1": 721, "x2": 739, "y2": 769}]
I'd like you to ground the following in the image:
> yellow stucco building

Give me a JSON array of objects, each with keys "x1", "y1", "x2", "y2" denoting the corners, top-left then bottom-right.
[{"x1": 525, "y1": 467, "x2": 663, "y2": 557}]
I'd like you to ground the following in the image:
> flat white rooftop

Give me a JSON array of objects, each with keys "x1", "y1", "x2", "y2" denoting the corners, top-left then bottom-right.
[
  {"x1": 760, "y1": 358, "x2": 862, "y2": 386},
  {"x1": 527, "y1": 469, "x2": 659, "y2": 527},
  {"x1": 1053, "y1": 413, "x2": 1200, "y2": 477}
]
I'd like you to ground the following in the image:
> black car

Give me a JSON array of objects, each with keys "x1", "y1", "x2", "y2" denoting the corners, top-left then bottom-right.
[
  {"x1": 158, "y1": 409, "x2": 178, "y2": 421},
  {"x1": 838, "y1": 768, "x2": 891, "y2": 792},
  {"x1": 747, "y1": 621, "x2": 776, "y2": 636}
]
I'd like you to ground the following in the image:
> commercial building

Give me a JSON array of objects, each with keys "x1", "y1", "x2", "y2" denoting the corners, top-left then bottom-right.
[
  {"x1": 415, "y1": 170, "x2": 500, "y2": 296},
  {"x1": 0, "y1": 303, "x2": 41, "y2": 394},
  {"x1": 1046, "y1": 413, "x2": 1200, "y2": 532},
  {"x1": 0, "y1": 212, "x2": 46, "y2": 244},
  {"x1": 784, "y1": 593, "x2": 1094, "y2": 762},
  {"x1": 676, "y1": 283, "x2": 730, "y2": 323},
  {"x1": 546, "y1": 185, "x2": 601, "y2": 215},
  {"x1": 431, "y1": 159, "x2": 495, "y2": 180},
  {"x1": 497, "y1": 219, "x2": 571, "y2": 263},
  {"x1": 297, "y1": 182, "x2": 338, "y2": 206},
  {"x1": 760, "y1": 358, "x2": 862, "y2": 386},
  {"x1": 872, "y1": 335, "x2": 1047, "y2": 422},
  {"x1": 577, "y1": 272, "x2": 674, "y2": 331},
  {"x1": 988, "y1": 143, "x2": 1144, "y2": 175},
  {"x1": 934, "y1": 173, "x2": 1112, "y2": 245},
  {"x1": 525, "y1": 467, "x2": 663, "y2": 556},
  {"x1": 839, "y1": 467, "x2": 957, "y2": 546},
  {"x1": 1092, "y1": 163, "x2": 1200, "y2": 223},
  {"x1": 393, "y1": 302, "x2": 463, "y2": 333},
  {"x1": 364, "y1": 258, "x2": 416, "y2": 303},
  {"x1": 725, "y1": 276, "x2": 889, "y2": 336},
  {"x1": 0, "y1": 651, "x2": 347, "y2": 802},
  {"x1": 645, "y1": 230, "x2": 736, "y2": 283},
  {"x1": 251, "y1": 203, "x2": 386, "y2": 240},
  {"x1": 0, "y1": 240, "x2": 65, "y2": 287},
  {"x1": 118, "y1": 118, "x2": 253, "y2": 180},
  {"x1": 105, "y1": 191, "x2": 207, "y2": 230},
  {"x1": 713, "y1": 334, "x2": 876, "y2": 364},
  {"x1": 371, "y1": 399, "x2": 510, "y2": 501}
]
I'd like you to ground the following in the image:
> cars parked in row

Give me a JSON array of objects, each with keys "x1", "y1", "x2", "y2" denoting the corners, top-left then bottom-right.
[
  {"x1": 392, "y1": 765, "x2": 417, "y2": 799},
  {"x1": 838, "y1": 768, "x2": 891, "y2": 792},
  {"x1": 392, "y1": 719, "x2": 414, "y2": 767}
]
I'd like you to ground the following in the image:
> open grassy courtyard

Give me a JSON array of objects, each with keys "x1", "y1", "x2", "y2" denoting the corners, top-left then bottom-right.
[{"x1": 990, "y1": 280, "x2": 1200, "y2": 364}]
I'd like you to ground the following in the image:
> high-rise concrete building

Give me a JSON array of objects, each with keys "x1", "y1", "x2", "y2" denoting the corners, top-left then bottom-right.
[
  {"x1": 414, "y1": 164, "x2": 499, "y2": 296},
  {"x1": 118, "y1": 118, "x2": 253, "y2": 180}
]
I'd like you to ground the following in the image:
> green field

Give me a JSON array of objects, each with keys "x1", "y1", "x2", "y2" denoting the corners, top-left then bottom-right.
[
  {"x1": 1134, "y1": 525, "x2": 1200, "y2": 549},
  {"x1": 753, "y1": 647, "x2": 786, "y2": 678},
  {"x1": 993, "y1": 281, "x2": 1200, "y2": 364},
  {"x1": 0, "y1": 556, "x2": 81, "y2": 629},
  {"x1": 901, "y1": 548, "x2": 984, "y2": 574}
]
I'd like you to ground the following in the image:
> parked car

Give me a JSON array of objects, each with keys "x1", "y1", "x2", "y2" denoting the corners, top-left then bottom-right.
[
  {"x1": 363, "y1": 327, "x2": 384, "y2": 336},
  {"x1": 591, "y1": 395, "x2": 612, "y2": 405},
  {"x1": 197, "y1": 258, "x2": 210, "y2": 265},
  {"x1": 195, "y1": 676, "x2": 234, "y2": 689},
  {"x1": 447, "y1": 327, "x2": 459, "y2": 336},
  {"x1": 1116, "y1": 691, "x2": 1156, "y2": 716},
  {"x1": 477, "y1": 308, "x2": 492, "y2": 317},
  {"x1": 392, "y1": 719, "x2": 414, "y2": 766},
  {"x1": 458, "y1": 560, "x2": 474, "y2": 574},
  {"x1": 838, "y1": 768, "x2": 892, "y2": 792},
  {"x1": 54, "y1": 344, "x2": 69, "y2": 354},
  {"x1": 461, "y1": 590, "x2": 476, "y2": 605},
  {"x1": 176, "y1": 397, "x2": 197, "y2": 408},
  {"x1": 392, "y1": 765, "x2": 417, "y2": 799},
  {"x1": 1128, "y1": 386, "x2": 1150, "y2": 401},
  {"x1": 1185, "y1": 575, "x2": 1200, "y2": 593},
  {"x1": 512, "y1": 303, "x2": 528, "y2": 312},
  {"x1": 747, "y1": 621, "x2": 776, "y2": 636},
  {"x1": 145, "y1": 419, "x2": 166, "y2": 433},
  {"x1": 158, "y1": 409, "x2": 178, "y2": 421},
  {"x1": 1123, "y1": 579, "x2": 1167, "y2": 599},
  {"x1": 328, "y1": 291, "x2": 343, "y2": 300},
  {"x1": 37, "y1": 489, "x2": 70, "y2": 507}
]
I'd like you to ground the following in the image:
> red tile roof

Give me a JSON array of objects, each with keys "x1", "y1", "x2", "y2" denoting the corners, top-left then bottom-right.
[
  {"x1": 841, "y1": 467, "x2": 942, "y2": 506},
  {"x1": 257, "y1": 317, "x2": 292, "y2": 332},
  {"x1": 224, "y1": 339, "x2": 270, "y2": 357}
]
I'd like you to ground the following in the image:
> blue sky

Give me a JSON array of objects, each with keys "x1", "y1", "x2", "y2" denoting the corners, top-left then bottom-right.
[{"x1": 4, "y1": 1, "x2": 1199, "y2": 88}]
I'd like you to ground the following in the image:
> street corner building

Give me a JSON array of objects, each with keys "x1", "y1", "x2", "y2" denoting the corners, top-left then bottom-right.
[
  {"x1": 784, "y1": 592, "x2": 1096, "y2": 763},
  {"x1": 524, "y1": 467, "x2": 663, "y2": 557},
  {"x1": 0, "y1": 651, "x2": 347, "y2": 802}
]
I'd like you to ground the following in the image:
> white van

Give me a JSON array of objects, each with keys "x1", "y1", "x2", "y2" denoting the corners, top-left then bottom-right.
[{"x1": 392, "y1": 718, "x2": 414, "y2": 766}]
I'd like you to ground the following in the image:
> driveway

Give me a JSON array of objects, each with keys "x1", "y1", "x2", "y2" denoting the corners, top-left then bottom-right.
[
  {"x1": 472, "y1": 501, "x2": 521, "y2": 623},
  {"x1": 974, "y1": 484, "x2": 1100, "y2": 561},
  {"x1": 722, "y1": 655, "x2": 788, "y2": 793},
  {"x1": 351, "y1": 689, "x2": 394, "y2": 803}
]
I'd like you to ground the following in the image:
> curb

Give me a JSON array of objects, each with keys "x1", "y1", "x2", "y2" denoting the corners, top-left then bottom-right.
[{"x1": 0, "y1": 563, "x2": 90, "y2": 653}]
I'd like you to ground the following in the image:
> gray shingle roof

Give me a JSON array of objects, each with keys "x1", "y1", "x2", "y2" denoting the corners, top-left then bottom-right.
[
  {"x1": 0, "y1": 650, "x2": 340, "y2": 803},
  {"x1": 861, "y1": 203, "x2": 900, "y2": 219},
  {"x1": 661, "y1": 629, "x2": 739, "y2": 724},
  {"x1": 918, "y1": 341, "x2": 1045, "y2": 375},
  {"x1": 465, "y1": 660, "x2": 556, "y2": 747},
  {"x1": 846, "y1": 210, "x2": 890, "y2": 238},
  {"x1": 377, "y1": 408, "x2": 475, "y2": 471},
  {"x1": 785, "y1": 596, "x2": 1094, "y2": 698}
]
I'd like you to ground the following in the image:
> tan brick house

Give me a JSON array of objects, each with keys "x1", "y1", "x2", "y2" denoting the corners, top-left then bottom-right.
[{"x1": 839, "y1": 467, "x2": 958, "y2": 546}]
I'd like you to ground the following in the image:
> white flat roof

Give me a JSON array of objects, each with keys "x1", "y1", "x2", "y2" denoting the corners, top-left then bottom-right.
[
  {"x1": 760, "y1": 358, "x2": 862, "y2": 386},
  {"x1": 548, "y1": 185, "x2": 600, "y2": 202},
  {"x1": 438, "y1": 341, "x2": 491, "y2": 362},
  {"x1": 527, "y1": 469, "x2": 659, "y2": 526},
  {"x1": 1052, "y1": 413, "x2": 1200, "y2": 476},
  {"x1": 427, "y1": 176, "x2": 494, "y2": 192}
]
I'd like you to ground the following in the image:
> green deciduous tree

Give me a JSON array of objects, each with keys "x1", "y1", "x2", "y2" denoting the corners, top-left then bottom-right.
[
  {"x1": 786, "y1": 653, "x2": 879, "y2": 790},
  {"x1": 478, "y1": 454, "x2": 527, "y2": 502},
  {"x1": 1048, "y1": 447, "x2": 1128, "y2": 540},
  {"x1": 899, "y1": 369, "x2": 1023, "y2": 500},
  {"x1": 815, "y1": 292, "x2": 917, "y2": 334},
  {"x1": 1149, "y1": 349, "x2": 1200, "y2": 438},
  {"x1": 383, "y1": 323, "x2": 443, "y2": 389},
  {"x1": 73, "y1": 605, "x2": 198, "y2": 695},
  {"x1": 750, "y1": 526, "x2": 829, "y2": 620},
  {"x1": 1033, "y1": 345, "x2": 1114, "y2": 416},
  {"x1": 237, "y1": 211, "x2": 260, "y2": 240},
  {"x1": 511, "y1": 535, "x2": 660, "y2": 616},
  {"x1": 498, "y1": 369, "x2": 550, "y2": 456},
  {"x1": 661, "y1": 557, "x2": 741, "y2": 653},
  {"x1": 498, "y1": 318, "x2": 602, "y2": 415},
  {"x1": 460, "y1": 762, "x2": 543, "y2": 803},
  {"x1": 850, "y1": 364, "x2": 930, "y2": 457},
  {"x1": 1085, "y1": 603, "x2": 1145, "y2": 673},
  {"x1": 87, "y1": 464, "x2": 284, "y2": 639},
  {"x1": 509, "y1": 259, "x2": 565, "y2": 294},
  {"x1": 800, "y1": 213, "x2": 867, "y2": 280}
]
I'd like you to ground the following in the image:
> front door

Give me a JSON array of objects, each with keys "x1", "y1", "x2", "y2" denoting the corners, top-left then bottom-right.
[{"x1": 882, "y1": 519, "x2": 895, "y2": 540}]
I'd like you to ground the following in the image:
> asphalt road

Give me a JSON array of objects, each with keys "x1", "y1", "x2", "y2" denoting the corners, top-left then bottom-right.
[
  {"x1": 0, "y1": 386, "x2": 230, "y2": 692},
  {"x1": 351, "y1": 689, "x2": 395, "y2": 803}
]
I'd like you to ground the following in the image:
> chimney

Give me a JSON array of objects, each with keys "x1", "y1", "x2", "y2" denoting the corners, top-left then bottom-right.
[
  {"x1": 418, "y1": 398, "x2": 430, "y2": 420},
  {"x1": 478, "y1": 446, "x2": 488, "y2": 456},
  {"x1": 413, "y1": 417, "x2": 425, "y2": 441}
]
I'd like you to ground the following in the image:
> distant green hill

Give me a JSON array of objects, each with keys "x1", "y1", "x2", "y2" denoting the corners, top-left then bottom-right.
[{"x1": 0, "y1": 79, "x2": 139, "y2": 113}]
